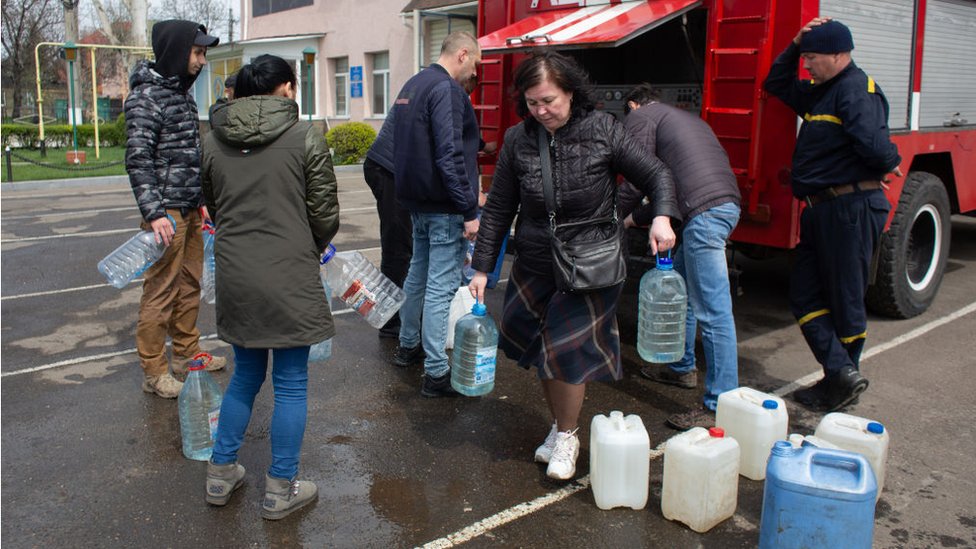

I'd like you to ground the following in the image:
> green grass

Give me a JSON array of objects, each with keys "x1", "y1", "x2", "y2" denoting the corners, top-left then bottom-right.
[{"x1": 2, "y1": 146, "x2": 128, "y2": 183}]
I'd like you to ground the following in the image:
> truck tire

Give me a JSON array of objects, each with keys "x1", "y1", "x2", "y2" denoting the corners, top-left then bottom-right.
[{"x1": 867, "y1": 171, "x2": 951, "y2": 319}]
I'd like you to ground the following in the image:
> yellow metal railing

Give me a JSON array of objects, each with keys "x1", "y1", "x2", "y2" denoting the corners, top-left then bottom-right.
[{"x1": 34, "y1": 42, "x2": 153, "y2": 158}]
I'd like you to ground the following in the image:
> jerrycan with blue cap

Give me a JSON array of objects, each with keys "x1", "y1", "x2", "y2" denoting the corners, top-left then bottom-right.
[
  {"x1": 815, "y1": 412, "x2": 890, "y2": 499},
  {"x1": 759, "y1": 441, "x2": 877, "y2": 548},
  {"x1": 716, "y1": 387, "x2": 788, "y2": 480}
]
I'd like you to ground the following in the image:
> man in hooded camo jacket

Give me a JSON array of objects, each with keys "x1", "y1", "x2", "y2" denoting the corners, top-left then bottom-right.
[{"x1": 124, "y1": 19, "x2": 227, "y2": 398}]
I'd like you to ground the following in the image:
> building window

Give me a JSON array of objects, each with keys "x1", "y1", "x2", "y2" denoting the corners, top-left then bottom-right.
[
  {"x1": 300, "y1": 58, "x2": 316, "y2": 116},
  {"x1": 371, "y1": 52, "x2": 390, "y2": 116},
  {"x1": 252, "y1": 0, "x2": 312, "y2": 17},
  {"x1": 333, "y1": 56, "x2": 348, "y2": 117}
]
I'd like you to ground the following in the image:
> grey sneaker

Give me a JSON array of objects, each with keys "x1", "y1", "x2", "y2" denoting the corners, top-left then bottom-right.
[
  {"x1": 262, "y1": 474, "x2": 318, "y2": 520},
  {"x1": 640, "y1": 365, "x2": 697, "y2": 389},
  {"x1": 142, "y1": 372, "x2": 183, "y2": 399},
  {"x1": 665, "y1": 407, "x2": 716, "y2": 431},
  {"x1": 206, "y1": 461, "x2": 245, "y2": 506}
]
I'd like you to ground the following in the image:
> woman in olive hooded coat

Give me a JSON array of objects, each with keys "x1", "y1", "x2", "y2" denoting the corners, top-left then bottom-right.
[{"x1": 200, "y1": 54, "x2": 339, "y2": 520}]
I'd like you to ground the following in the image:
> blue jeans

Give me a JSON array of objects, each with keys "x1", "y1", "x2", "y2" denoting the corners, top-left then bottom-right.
[
  {"x1": 211, "y1": 345, "x2": 310, "y2": 480},
  {"x1": 670, "y1": 202, "x2": 740, "y2": 411},
  {"x1": 399, "y1": 212, "x2": 467, "y2": 378}
]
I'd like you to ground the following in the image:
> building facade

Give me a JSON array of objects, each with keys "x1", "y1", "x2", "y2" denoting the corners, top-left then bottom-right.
[{"x1": 195, "y1": 0, "x2": 476, "y2": 132}]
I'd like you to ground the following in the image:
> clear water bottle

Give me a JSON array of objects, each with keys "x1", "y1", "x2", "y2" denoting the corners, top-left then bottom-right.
[
  {"x1": 638, "y1": 255, "x2": 687, "y2": 363},
  {"x1": 308, "y1": 247, "x2": 335, "y2": 362},
  {"x1": 97, "y1": 215, "x2": 176, "y2": 289},
  {"x1": 200, "y1": 221, "x2": 216, "y2": 304},
  {"x1": 323, "y1": 245, "x2": 406, "y2": 329},
  {"x1": 450, "y1": 301, "x2": 499, "y2": 396},
  {"x1": 178, "y1": 354, "x2": 224, "y2": 461},
  {"x1": 462, "y1": 239, "x2": 477, "y2": 284}
]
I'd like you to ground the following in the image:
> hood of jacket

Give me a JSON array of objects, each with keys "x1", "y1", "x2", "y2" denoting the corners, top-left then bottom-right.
[
  {"x1": 151, "y1": 20, "x2": 205, "y2": 91},
  {"x1": 209, "y1": 95, "x2": 300, "y2": 147},
  {"x1": 128, "y1": 59, "x2": 183, "y2": 92}
]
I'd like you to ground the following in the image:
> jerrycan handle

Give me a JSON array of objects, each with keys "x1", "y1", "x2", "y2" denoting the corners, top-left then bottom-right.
[
  {"x1": 655, "y1": 249, "x2": 674, "y2": 270},
  {"x1": 810, "y1": 451, "x2": 872, "y2": 492}
]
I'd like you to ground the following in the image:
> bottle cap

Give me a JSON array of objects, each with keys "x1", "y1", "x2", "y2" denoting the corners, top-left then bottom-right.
[
  {"x1": 770, "y1": 440, "x2": 797, "y2": 457},
  {"x1": 867, "y1": 422, "x2": 885, "y2": 434},
  {"x1": 321, "y1": 243, "x2": 336, "y2": 265},
  {"x1": 708, "y1": 427, "x2": 725, "y2": 438},
  {"x1": 188, "y1": 359, "x2": 206, "y2": 371},
  {"x1": 472, "y1": 302, "x2": 487, "y2": 316},
  {"x1": 656, "y1": 256, "x2": 674, "y2": 270},
  {"x1": 762, "y1": 399, "x2": 779, "y2": 410}
]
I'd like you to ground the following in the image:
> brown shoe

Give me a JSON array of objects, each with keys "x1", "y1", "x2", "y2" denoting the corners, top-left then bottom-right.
[
  {"x1": 665, "y1": 407, "x2": 715, "y2": 431},
  {"x1": 639, "y1": 365, "x2": 697, "y2": 389},
  {"x1": 173, "y1": 351, "x2": 227, "y2": 381},
  {"x1": 142, "y1": 372, "x2": 184, "y2": 399}
]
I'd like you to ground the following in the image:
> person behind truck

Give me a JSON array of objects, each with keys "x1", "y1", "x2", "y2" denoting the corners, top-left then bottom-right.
[
  {"x1": 468, "y1": 51, "x2": 678, "y2": 480},
  {"x1": 764, "y1": 18, "x2": 901, "y2": 412},
  {"x1": 619, "y1": 83, "x2": 742, "y2": 432},
  {"x1": 201, "y1": 54, "x2": 340, "y2": 519}
]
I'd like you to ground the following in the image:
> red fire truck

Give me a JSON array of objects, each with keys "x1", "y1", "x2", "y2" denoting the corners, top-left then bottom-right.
[{"x1": 472, "y1": 0, "x2": 976, "y2": 318}]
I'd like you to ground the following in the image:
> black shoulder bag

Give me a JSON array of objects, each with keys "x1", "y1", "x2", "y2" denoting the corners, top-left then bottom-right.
[{"x1": 538, "y1": 128, "x2": 626, "y2": 293}]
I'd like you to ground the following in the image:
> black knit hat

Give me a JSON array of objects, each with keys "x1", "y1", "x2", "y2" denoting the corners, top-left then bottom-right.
[{"x1": 799, "y1": 20, "x2": 854, "y2": 54}]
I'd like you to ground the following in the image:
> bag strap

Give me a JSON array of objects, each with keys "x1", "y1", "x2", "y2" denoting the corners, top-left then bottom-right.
[{"x1": 538, "y1": 128, "x2": 557, "y2": 231}]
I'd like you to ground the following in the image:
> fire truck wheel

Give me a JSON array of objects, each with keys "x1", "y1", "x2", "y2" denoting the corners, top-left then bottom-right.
[{"x1": 867, "y1": 171, "x2": 951, "y2": 319}]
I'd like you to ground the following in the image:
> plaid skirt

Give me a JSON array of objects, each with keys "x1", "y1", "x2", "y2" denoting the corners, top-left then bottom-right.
[{"x1": 499, "y1": 262, "x2": 623, "y2": 383}]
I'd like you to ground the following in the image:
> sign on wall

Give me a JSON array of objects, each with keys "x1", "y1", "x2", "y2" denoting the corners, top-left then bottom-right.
[{"x1": 350, "y1": 65, "x2": 363, "y2": 98}]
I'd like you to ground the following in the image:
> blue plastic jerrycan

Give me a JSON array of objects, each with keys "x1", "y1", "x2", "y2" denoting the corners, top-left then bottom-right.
[{"x1": 759, "y1": 441, "x2": 878, "y2": 549}]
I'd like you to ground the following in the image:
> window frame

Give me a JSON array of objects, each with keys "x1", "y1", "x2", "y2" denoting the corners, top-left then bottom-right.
[
  {"x1": 333, "y1": 56, "x2": 349, "y2": 118},
  {"x1": 370, "y1": 51, "x2": 390, "y2": 117}
]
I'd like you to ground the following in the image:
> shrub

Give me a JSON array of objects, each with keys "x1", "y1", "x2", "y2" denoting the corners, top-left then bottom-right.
[
  {"x1": 1, "y1": 116, "x2": 128, "y2": 148},
  {"x1": 325, "y1": 122, "x2": 376, "y2": 165}
]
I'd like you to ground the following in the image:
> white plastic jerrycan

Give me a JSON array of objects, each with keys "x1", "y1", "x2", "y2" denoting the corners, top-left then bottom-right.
[
  {"x1": 787, "y1": 433, "x2": 840, "y2": 450},
  {"x1": 716, "y1": 387, "x2": 788, "y2": 480},
  {"x1": 662, "y1": 427, "x2": 740, "y2": 533},
  {"x1": 815, "y1": 412, "x2": 890, "y2": 499},
  {"x1": 590, "y1": 411, "x2": 650, "y2": 510}
]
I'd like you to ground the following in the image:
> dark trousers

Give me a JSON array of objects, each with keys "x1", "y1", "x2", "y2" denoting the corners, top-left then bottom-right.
[
  {"x1": 363, "y1": 158, "x2": 413, "y2": 327},
  {"x1": 789, "y1": 190, "x2": 890, "y2": 375}
]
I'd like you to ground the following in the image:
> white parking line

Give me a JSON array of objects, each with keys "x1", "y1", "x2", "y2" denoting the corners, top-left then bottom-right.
[
  {"x1": 1, "y1": 206, "x2": 139, "y2": 221},
  {"x1": 418, "y1": 300, "x2": 976, "y2": 548}
]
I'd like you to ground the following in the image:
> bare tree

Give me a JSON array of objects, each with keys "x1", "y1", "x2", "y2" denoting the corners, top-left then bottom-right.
[
  {"x1": 89, "y1": 0, "x2": 148, "y2": 46},
  {"x1": 151, "y1": 0, "x2": 230, "y2": 40},
  {"x1": 1, "y1": 0, "x2": 63, "y2": 119}
]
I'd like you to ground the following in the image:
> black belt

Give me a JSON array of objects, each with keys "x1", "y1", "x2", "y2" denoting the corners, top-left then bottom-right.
[{"x1": 803, "y1": 181, "x2": 884, "y2": 207}]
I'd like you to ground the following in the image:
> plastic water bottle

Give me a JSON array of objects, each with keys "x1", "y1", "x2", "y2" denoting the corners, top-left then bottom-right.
[
  {"x1": 200, "y1": 221, "x2": 216, "y2": 304},
  {"x1": 97, "y1": 215, "x2": 176, "y2": 289},
  {"x1": 462, "y1": 239, "x2": 477, "y2": 284},
  {"x1": 322, "y1": 244, "x2": 406, "y2": 329},
  {"x1": 308, "y1": 248, "x2": 335, "y2": 362},
  {"x1": 450, "y1": 301, "x2": 498, "y2": 396},
  {"x1": 637, "y1": 255, "x2": 687, "y2": 363},
  {"x1": 178, "y1": 355, "x2": 224, "y2": 461}
]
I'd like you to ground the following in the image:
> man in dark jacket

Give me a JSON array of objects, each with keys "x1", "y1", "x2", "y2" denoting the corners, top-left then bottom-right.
[
  {"x1": 124, "y1": 20, "x2": 226, "y2": 399},
  {"x1": 619, "y1": 84, "x2": 742, "y2": 431},
  {"x1": 390, "y1": 31, "x2": 482, "y2": 397},
  {"x1": 764, "y1": 18, "x2": 901, "y2": 411},
  {"x1": 363, "y1": 106, "x2": 411, "y2": 339}
]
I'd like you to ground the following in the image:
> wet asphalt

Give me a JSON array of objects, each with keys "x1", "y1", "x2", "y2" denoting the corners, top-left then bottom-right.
[{"x1": 2, "y1": 170, "x2": 975, "y2": 548}]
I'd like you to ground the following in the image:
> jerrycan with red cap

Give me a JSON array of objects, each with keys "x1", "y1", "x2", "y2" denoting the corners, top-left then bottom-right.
[{"x1": 662, "y1": 426, "x2": 741, "y2": 532}]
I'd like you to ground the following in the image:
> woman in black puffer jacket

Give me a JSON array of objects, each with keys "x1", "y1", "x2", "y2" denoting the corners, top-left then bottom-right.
[{"x1": 469, "y1": 51, "x2": 679, "y2": 480}]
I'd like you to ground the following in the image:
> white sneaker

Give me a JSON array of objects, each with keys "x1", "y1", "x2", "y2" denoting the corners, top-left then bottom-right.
[
  {"x1": 534, "y1": 423, "x2": 558, "y2": 463},
  {"x1": 546, "y1": 429, "x2": 580, "y2": 480}
]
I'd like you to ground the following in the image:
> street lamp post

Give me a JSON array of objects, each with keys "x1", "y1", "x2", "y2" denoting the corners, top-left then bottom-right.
[
  {"x1": 63, "y1": 42, "x2": 80, "y2": 153},
  {"x1": 302, "y1": 47, "x2": 316, "y2": 123}
]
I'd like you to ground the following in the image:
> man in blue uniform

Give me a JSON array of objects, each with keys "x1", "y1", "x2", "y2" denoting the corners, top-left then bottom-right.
[{"x1": 764, "y1": 18, "x2": 902, "y2": 411}]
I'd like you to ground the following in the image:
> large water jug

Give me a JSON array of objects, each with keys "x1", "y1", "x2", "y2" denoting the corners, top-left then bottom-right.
[
  {"x1": 662, "y1": 426, "x2": 740, "y2": 532},
  {"x1": 759, "y1": 441, "x2": 877, "y2": 549},
  {"x1": 815, "y1": 412, "x2": 890, "y2": 499},
  {"x1": 637, "y1": 255, "x2": 687, "y2": 363},
  {"x1": 715, "y1": 387, "x2": 788, "y2": 480},
  {"x1": 590, "y1": 411, "x2": 650, "y2": 510},
  {"x1": 97, "y1": 215, "x2": 176, "y2": 289},
  {"x1": 322, "y1": 245, "x2": 406, "y2": 329},
  {"x1": 200, "y1": 221, "x2": 216, "y2": 304},
  {"x1": 178, "y1": 355, "x2": 224, "y2": 461},
  {"x1": 308, "y1": 248, "x2": 336, "y2": 362},
  {"x1": 450, "y1": 301, "x2": 498, "y2": 396}
]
